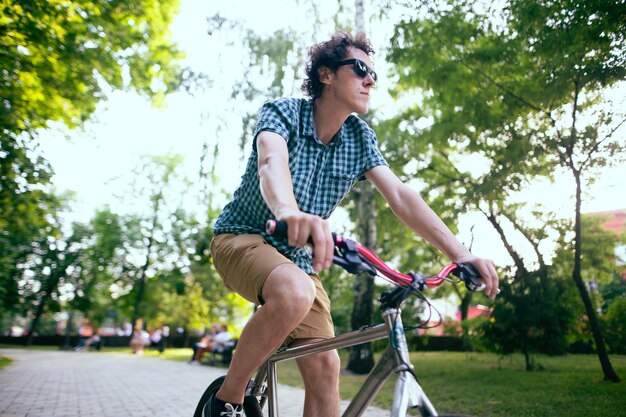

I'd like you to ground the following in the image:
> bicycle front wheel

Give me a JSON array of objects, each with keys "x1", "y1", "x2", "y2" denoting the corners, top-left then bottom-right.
[{"x1": 193, "y1": 375, "x2": 263, "y2": 417}]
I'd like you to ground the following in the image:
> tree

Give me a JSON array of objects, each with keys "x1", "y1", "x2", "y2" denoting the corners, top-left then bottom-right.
[
  {"x1": 567, "y1": 215, "x2": 626, "y2": 355},
  {"x1": 70, "y1": 208, "x2": 123, "y2": 313},
  {"x1": 482, "y1": 232, "x2": 582, "y2": 370},
  {"x1": 1, "y1": 0, "x2": 187, "y2": 321},
  {"x1": 602, "y1": 296, "x2": 626, "y2": 354},
  {"x1": 23, "y1": 217, "x2": 87, "y2": 345},
  {"x1": 345, "y1": 0, "x2": 378, "y2": 374},
  {"x1": 114, "y1": 154, "x2": 193, "y2": 329},
  {"x1": 0, "y1": 137, "x2": 58, "y2": 318},
  {"x1": 387, "y1": 0, "x2": 625, "y2": 380}
]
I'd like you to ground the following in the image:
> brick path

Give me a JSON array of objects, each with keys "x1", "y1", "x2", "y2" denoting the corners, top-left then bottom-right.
[{"x1": 0, "y1": 348, "x2": 388, "y2": 416}]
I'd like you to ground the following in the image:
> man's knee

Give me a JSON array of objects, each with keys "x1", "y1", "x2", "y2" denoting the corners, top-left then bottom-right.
[
  {"x1": 263, "y1": 264, "x2": 316, "y2": 317},
  {"x1": 298, "y1": 349, "x2": 341, "y2": 389},
  {"x1": 318, "y1": 350, "x2": 341, "y2": 376}
]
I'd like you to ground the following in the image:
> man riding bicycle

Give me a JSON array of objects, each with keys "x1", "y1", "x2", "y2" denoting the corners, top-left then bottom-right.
[{"x1": 208, "y1": 31, "x2": 500, "y2": 417}]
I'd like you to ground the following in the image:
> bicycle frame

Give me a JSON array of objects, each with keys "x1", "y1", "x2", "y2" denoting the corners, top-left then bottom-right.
[{"x1": 248, "y1": 305, "x2": 439, "y2": 417}]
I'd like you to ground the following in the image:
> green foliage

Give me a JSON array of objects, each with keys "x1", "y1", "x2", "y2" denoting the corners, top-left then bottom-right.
[
  {"x1": 602, "y1": 296, "x2": 626, "y2": 354},
  {"x1": 552, "y1": 214, "x2": 624, "y2": 313},
  {"x1": 18, "y1": 214, "x2": 93, "y2": 341},
  {"x1": 480, "y1": 214, "x2": 621, "y2": 361},
  {"x1": 598, "y1": 272, "x2": 626, "y2": 313},
  {"x1": 580, "y1": 215, "x2": 623, "y2": 285},
  {"x1": 1, "y1": 0, "x2": 184, "y2": 136},
  {"x1": 65, "y1": 208, "x2": 123, "y2": 318},
  {"x1": 327, "y1": 273, "x2": 355, "y2": 334},
  {"x1": 481, "y1": 267, "x2": 581, "y2": 359},
  {"x1": 1, "y1": 0, "x2": 187, "y2": 323},
  {"x1": 387, "y1": 0, "x2": 626, "y2": 206},
  {"x1": 384, "y1": 0, "x2": 626, "y2": 375},
  {"x1": 0, "y1": 135, "x2": 60, "y2": 317}
]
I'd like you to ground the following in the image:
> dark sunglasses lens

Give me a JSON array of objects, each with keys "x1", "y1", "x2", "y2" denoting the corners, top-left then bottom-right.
[
  {"x1": 355, "y1": 60, "x2": 376, "y2": 82},
  {"x1": 354, "y1": 60, "x2": 368, "y2": 78}
]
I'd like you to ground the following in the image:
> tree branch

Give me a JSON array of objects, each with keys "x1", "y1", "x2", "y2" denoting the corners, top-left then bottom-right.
[
  {"x1": 580, "y1": 116, "x2": 626, "y2": 170},
  {"x1": 481, "y1": 204, "x2": 527, "y2": 275},
  {"x1": 505, "y1": 211, "x2": 546, "y2": 271}
]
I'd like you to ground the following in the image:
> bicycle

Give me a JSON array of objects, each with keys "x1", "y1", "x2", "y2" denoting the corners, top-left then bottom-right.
[{"x1": 194, "y1": 220, "x2": 486, "y2": 417}]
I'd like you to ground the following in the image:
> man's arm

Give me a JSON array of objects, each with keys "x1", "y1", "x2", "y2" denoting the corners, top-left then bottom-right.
[
  {"x1": 256, "y1": 131, "x2": 334, "y2": 272},
  {"x1": 365, "y1": 165, "x2": 499, "y2": 299}
]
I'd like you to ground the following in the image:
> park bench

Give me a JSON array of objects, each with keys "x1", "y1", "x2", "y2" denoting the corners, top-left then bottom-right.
[{"x1": 202, "y1": 339, "x2": 238, "y2": 366}]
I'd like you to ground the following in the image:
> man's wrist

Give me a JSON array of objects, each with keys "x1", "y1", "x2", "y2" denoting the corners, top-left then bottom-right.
[
  {"x1": 450, "y1": 249, "x2": 473, "y2": 263},
  {"x1": 274, "y1": 205, "x2": 300, "y2": 219}
]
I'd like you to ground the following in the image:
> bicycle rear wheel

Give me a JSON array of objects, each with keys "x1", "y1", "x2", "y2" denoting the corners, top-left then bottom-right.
[{"x1": 193, "y1": 375, "x2": 263, "y2": 417}]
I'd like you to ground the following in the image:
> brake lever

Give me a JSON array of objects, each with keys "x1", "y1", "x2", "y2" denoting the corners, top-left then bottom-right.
[
  {"x1": 334, "y1": 239, "x2": 376, "y2": 276},
  {"x1": 452, "y1": 262, "x2": 485, "y2": 292}
]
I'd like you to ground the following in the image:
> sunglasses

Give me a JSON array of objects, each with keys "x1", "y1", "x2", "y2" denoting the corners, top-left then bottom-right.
[{"x1": 336, "y1": 59, "x2": 378, "y2": 82}]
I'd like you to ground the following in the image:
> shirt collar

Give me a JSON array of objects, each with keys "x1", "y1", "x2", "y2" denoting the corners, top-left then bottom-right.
[{"x1": 303, "y1": 99, "x2": 344, "y2": 147}]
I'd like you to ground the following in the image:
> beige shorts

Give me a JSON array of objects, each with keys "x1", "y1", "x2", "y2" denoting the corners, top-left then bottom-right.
[{"x1": 210, "y1": 233, "x2": 334, "y2": 344}]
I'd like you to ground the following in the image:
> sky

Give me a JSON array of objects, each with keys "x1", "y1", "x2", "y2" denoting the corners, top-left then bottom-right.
[{"x1": 38, "y1": 0, "x2": 626, "y2": 267}]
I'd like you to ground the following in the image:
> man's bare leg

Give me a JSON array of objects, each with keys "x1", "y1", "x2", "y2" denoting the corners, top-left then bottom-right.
[
  {"x1": 216, "y1": 263, "x2": 316, "y2": 404},
  {"x1": 295, "y1": 342, "x2": 341, "y2": 417}
]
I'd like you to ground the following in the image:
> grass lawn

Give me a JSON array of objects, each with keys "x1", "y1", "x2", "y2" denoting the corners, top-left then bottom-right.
[
  {"x1": 274, "y1": 350, "x2": 626, "y2": 417},
  {"x1": 0, "y1": 356, "x2": 11, "y2": 370}
]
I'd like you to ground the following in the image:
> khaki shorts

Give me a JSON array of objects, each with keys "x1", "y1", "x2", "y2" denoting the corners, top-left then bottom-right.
[{"x1": 210, "y1": 233, "x2": 334, "y2": 345}]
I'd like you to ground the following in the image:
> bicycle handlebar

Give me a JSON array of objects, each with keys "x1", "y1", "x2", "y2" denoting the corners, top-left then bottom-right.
[{"x1": 265, "y1": 220, "x2": 484, "y2": 292}]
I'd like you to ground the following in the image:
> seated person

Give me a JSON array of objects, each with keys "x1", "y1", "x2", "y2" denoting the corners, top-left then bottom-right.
[
  {"x1": 190, "y1": 324, "x2": 219, "y2": 364},
  {"x1": 211, "y1": 324, "x2": 233, "y2": 353},
  {"x1": 74, "y1": 318, "x2": 94, "y2": 351},
  {"x1": 149, "y1": 326, "x2": 165, "y2": 353},
  {"x1": 81, "y1": 327, "x2": 103, "y2": 351}
]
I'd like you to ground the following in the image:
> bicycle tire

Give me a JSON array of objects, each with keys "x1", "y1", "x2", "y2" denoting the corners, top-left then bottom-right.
[{"x1": 193, "y1": 375, "x2": 263, "y2": 417}]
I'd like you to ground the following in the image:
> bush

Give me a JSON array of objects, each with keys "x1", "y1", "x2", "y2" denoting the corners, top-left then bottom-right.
[{"x1": 602, "y1": 296, "x2": 626, "y2": 354}]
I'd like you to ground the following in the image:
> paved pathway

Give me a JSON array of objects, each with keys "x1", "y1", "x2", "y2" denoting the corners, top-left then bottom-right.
[{"x1": 0, "y1": 348, "x2": 388, "y2": 417}]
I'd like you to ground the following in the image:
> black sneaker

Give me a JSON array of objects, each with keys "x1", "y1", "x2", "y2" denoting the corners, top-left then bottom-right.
[{"x1": 203, "y1": 394, "x2": 244, "y2": 417}]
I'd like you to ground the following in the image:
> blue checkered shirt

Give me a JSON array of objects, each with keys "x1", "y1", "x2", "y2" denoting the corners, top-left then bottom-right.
[{"x1": 213, "y1": 98, "x2": 388, "y2": 273}]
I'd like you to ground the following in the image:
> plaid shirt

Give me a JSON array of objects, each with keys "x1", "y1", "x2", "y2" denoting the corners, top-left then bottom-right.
[{"x1": 213, "y1": 98, "x2": 388, "y2": 273}]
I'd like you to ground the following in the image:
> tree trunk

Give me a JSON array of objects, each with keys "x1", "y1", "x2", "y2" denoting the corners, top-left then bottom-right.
[
  {"x1": 572, "y1": 171, "x2": 620, "y2": 382},
  {"x1": 459, "y1": 291, "x2": 474, "y2": 351},
  {"x1": 27, "y1": 260, "x2": 61, "y2": 346},
  {"x1": 131, "y1": 205, "x2": 159, "y2": 330},
  {"x1": 346, "y1": 0, "x2": 377, "y2": 376},
  {"x1": 61, "y1": 310, "x2": 74, "y2": 350},
  {"x1": 355, "y1": 0, "x2": 365, "y2": 33},
  {"x1": 523, "y1": 344, "x2": 532, "y2": 371},
  {"x1": 26, "y1": 289, "x2": 48, "y2": 346},
  {"x1": 346, "y1": 182, "x2": 376, "y2": 374},
  {"x1": 131, "y1": 249, "x2": 151, "y2": 331},
  {"x1": 347, "y1": 271, "x2": 376, "y2": 373}
]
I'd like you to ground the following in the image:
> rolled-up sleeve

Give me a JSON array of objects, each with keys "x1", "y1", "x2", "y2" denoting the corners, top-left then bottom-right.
[{"x1": 253, "y1": 99, "x2": 298, "y2": 149}]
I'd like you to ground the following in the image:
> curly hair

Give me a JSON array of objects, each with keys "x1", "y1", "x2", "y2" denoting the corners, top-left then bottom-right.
[{"x1": 301, "y1": 31, "x2": 375, "y2": 98}]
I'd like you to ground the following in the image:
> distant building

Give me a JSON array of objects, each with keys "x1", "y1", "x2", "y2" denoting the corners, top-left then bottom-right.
[
  {"x1": 588, "y1": 209, "x2": 626, "y2": 235},
  {"x1": 419, "y1": 305, "x2": 493, "y2": 336},
  {"x1": 587, "y1": 208, "x2": 626, "y2": 281},
  {"x1": 455, "y1": 305, "x2": 494, "y2": 322}
]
